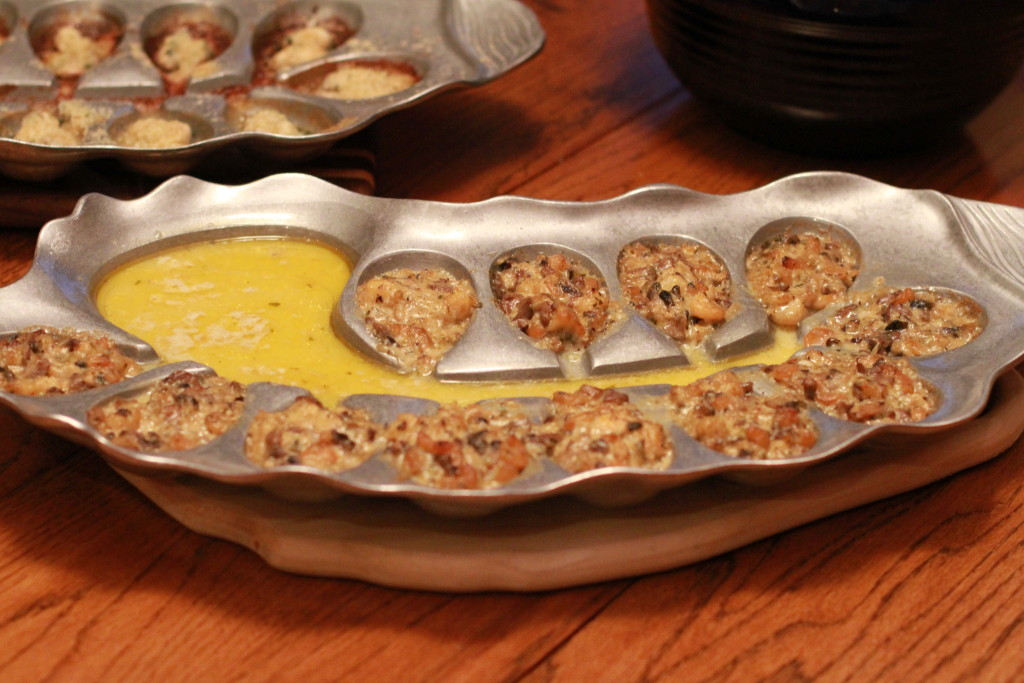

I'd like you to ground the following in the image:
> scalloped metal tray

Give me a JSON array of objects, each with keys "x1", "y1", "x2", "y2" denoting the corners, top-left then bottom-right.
[
  {"x1": 0, "y1": 0, "x2": 543, "y2": 180},
  {"x1": 2, "y1": 171, "x2": 1023, "y2": 516}
]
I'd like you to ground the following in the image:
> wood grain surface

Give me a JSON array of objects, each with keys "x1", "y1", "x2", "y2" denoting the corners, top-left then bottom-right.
[{"x1": 1, "y1": 0, "x2": 1023, "y2": 681}]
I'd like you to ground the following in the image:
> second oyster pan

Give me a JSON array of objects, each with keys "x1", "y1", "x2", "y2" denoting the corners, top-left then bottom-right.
[
  {"x1": 0, "y1": 0, "x2": 544, "y2": 180},
  {"x1": 2, "y1": 170, "x2": 1024, "y2": 516}
]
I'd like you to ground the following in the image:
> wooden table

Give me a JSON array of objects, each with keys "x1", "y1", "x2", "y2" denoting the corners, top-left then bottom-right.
[{"x1": 3, "y1": 1, "x2": 1023, "y2": 680}]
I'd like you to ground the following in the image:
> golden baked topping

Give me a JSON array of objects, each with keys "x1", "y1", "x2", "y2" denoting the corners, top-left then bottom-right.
[
  {"x1": 492, "y1": 252, "x2": 618, "y2": 354},
  {"x1": 245, "y1": 395, "x2": 381, "y2": 471},
  {"x1": 803, "y1": 280, "x2": 984, "y2": 356},
  {"x1": 88, "y1": 370, "x2": 244, "y2": 452},
  {"x1": 0, "y1": 327, "x2": 140, "y2": 395},
  {"x1": 765, "y1": 349, "x2": 937, "y2": 423},
  {"x1": 383, "y1": 400, "x2": 544, "y2": 489},
  {"x1": 116, "y1": 116, "x2": 193, "y2": 148},
  {"x1": 314, "y1": 61, "x2": 419, "y2": 99},
  {"x1": 746, "y1": 228, "x2": 859, "y2": 327},
  {"x1": 237, "y1": 108, "x2": 304, "y2": 136},
  {"x1": 357, "y1": 267, "x2": 480, "y2": 375},
  {"x1": 668, "y1": 370, "x2": 818, "y2": 459},
  {"x1": 618, "y1": 240, "x2": 735, "y2": 345},
  {"x1": 14, "y1": 100, "x2": 110, "y2": 146},
  {"x1": 543, "y1": 385, "x2": 672, "y2": 472}
]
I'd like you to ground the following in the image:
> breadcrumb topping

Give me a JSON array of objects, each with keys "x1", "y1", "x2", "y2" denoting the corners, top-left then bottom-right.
[
  {"x1": 315, "y1": 61, "x2": 419, "y2": 99},
  {"x1": 41, "y1": 24, "x2": 118, "y2": 76},
  {"x1": 238, "y1": 108, "x2": 304, "y2": 135},
  {"x1": 245, "y1": 395, "x2": 381, "y2": 471},
  {"x1": 116, "y1": 116, "x2": 193, "y2": 148},
  {"x1": 668, "y1": 370, "x2": 818, "y2": 459},
  {"x1": 1, "y1": 328, "x2": 140, "y2": 395},
  {"x1": 618, "y1": 241, "x2": 735, "y2": 345},
  {"x1": 746, "y1": 228, "x2": 859, "y2": 327},
  {"x1": 543, "y1": 385, "x2": 672, "y2": 472},
  {"x1": 765, "y1": 349, "x2": 937, "y2": 423},
  {"x1": 803, "y1": 280, "x2": 984, "y2": 356},
  {"x1": 88, "y1": 370, "x2": 245, "y2": 452},
  {"x1": 357, "y1": 267, "x2": 480, "y2": 375},
  {"x1": 383, "y1": 400, "x2": 544, "y2": 489},
  {"x1": 492, "y1": 252, "x2": 618, "y2": 354},
  {"x1": 14, "y1": 100, "x2": 110, "y2": 146}
]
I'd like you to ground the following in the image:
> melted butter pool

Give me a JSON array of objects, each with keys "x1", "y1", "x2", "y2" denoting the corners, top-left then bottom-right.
[{"x1": 95, "y1": 237, "x2": 799, "y2": 406}]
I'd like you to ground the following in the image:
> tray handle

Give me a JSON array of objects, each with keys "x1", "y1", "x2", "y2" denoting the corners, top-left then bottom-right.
[
  {"x1": 0, "y1": 266, "x2": 157, "y2": 360},
  {"x1": 0, "y1": 268, "x2": 85, "y2": 333},
  {"x1": 446, "y1": 0, "x2": 545, "y2": 80},
  {"x1": 947, "y1": 197, "x2": 1024, "y2": 292}
]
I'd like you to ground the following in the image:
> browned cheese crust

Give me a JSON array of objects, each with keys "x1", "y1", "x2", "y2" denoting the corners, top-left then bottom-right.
[
  {"x1": 253, "y1": 16, "x2": 354, "y2": 84},
  {"x1": 88, "y1": 370, "x2": 244, "y2": 452},
  {"x1": 244, "y1": 395, "x2": 381, "y2": 471},
  {"x1": 668, "y1": 370, "x2": 818, "y2": 459},
  {"x1": 383, "y1": 400, "x2": 544, "y2": 489},
  {"x1": 765, "y1": 349, "x2": 937, "y2": 423},
  {"x1": 492, "y1": 253, "x2": 617, "y2": 353},
  {"x1": 542, "y1": 385, "x2": 672, "y2": 472},
  {"x1": 617, "y1": 241, "x2": 734, "y2": 345},
  {"x1": 146, "y1": 21, "x2": 234, "y2": 94},
  {"x1": 36, "y1": 20, "x2": 121, "y2": 77},
  {"x1": 356, "y1": 267, "x2": 480, "y2": 375},
  {"x1": 803, "y1": 281, "x2": 985, "y2": 356},
  {"x1": 745, "y1": 229, "x2": 859, "y2": 327},
  {"x1": 313, "y1": 60, "x2": 420, "y2": 100},
  {"x1": 0, "y1": 327, "x2": 140, "y2": 395}
]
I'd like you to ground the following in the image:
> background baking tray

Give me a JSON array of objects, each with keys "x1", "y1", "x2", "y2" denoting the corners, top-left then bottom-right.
[
  {"x1": 0, "y1": 0, "x2": 543, "y2": 180},
  {"x1": 0, "y1": 128, "x2": 376, "y2": 227}
]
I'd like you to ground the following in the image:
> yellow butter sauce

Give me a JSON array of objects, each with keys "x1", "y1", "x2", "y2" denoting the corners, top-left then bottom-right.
[{"x1": 94, "y1": 237, "x2": 799, "y2": 406}]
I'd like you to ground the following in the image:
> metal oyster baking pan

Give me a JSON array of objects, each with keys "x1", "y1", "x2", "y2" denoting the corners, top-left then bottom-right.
[
  {"x1": 0, "y1": 0, "x2": 544, "y2": 180},
  {"x1": 2, "y1": 171, "x2": 1023, "y2": 516}
]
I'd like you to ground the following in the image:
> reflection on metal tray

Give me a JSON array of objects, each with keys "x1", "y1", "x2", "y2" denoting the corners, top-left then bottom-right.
[
  {"x1": 0, "y1": 0, "x2": 543, "y2": 180},
  {"x1": 1, "y1": 171, "x2": 1023, "y2": 517}
]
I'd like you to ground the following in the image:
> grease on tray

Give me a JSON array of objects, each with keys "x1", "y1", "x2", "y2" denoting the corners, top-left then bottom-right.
[
  {"x1": 252, "y1": 8, "x2": 354, "y2": 83},
  {"x1": 141, "y1": 7, "x2": 235, "y2": 93},
  {"x1": 37, "y1": 18, "x2": 122, "y2": 77},
  {"x1": 93, "y1": 236, "x2": 800, "y2": 406}
]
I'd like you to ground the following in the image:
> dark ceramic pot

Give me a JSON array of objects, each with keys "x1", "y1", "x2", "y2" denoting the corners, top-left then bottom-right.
[{"x1": 644, "y1": 0, "x2": 1024, "y2": 155}]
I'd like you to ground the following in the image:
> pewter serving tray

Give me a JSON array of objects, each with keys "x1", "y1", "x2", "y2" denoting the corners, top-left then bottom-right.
[
  {"x1": 0, "y1": 0, "x2": 543, "y2": 180},
  {"x1": 2, "y1": 171, "x2": 1023, "y2": 516}
]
